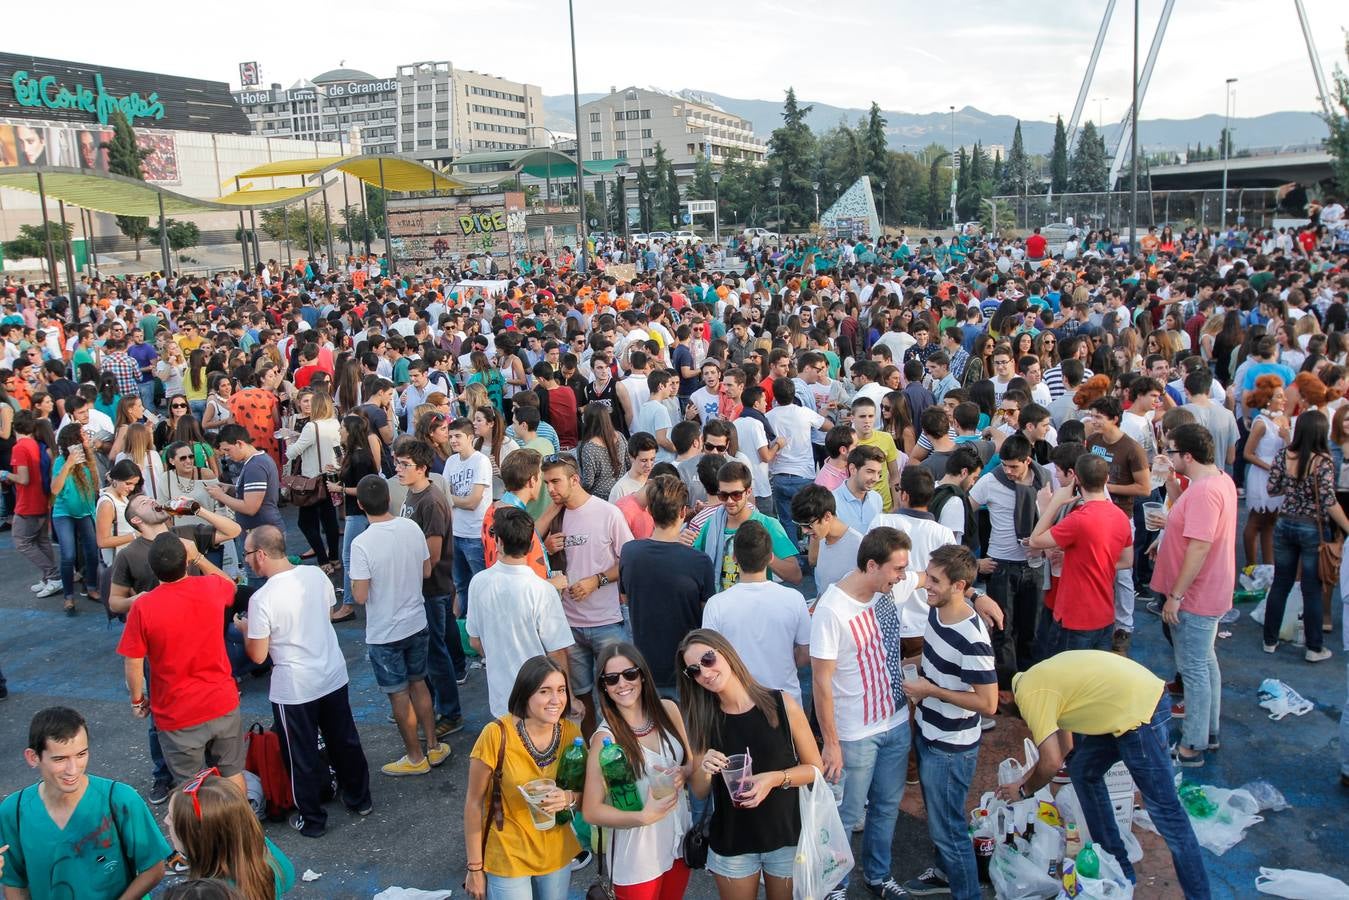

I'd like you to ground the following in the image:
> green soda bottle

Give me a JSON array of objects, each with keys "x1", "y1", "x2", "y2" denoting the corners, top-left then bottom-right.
[
  {"x1": 1179, "y1": 781, "x2": 1217, "y2": 818},
  {"x1": 1076, "y1": 842, "x2": 1099, "y2": 879},
  {"x1": 599, "y1": 737, "x2": 644, "y2": 812},
  {"x1": 554, "y1": 737, "x2": 587, "y2": 826}
]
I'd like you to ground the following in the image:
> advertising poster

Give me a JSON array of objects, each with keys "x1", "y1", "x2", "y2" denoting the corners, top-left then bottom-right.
[{"x1": 135, "y1": 131, "x2": 179, "y2": 184}]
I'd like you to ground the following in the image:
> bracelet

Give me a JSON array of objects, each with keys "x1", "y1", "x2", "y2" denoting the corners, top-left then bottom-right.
[
  {"x1": 130, "y1": 696, "x2": 145, "y2": 706},
  {"x1": 466, "y1": 864, "x2": 484, "y2": 873},
  {"x1": 780, "y1": 770, "x2": 791, "y2": 789}
]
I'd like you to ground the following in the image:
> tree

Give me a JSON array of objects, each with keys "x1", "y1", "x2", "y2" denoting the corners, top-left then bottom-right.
[
  {"x1": 991, "y1": 151, "x2": 1003, "y2": 187},
  {"x1": 635, "y1": 161, "x2": 652, "y2": 232},
  {"x1": 102, "y1": 110, "x2": 151, "y2": 259},
  {"x1": 862, "y1": 102, "x2": 889, "y2": 180},
  {"x1": 1050, "y1": 115, "x2": 1070, "y2": 194},
  {"x1": 339, "y1": 206, "x2": 377, "y2": 252},
  {"x1": 886, "y1": 151, "x2": 928, "y2": 226},
  {"x1": 146, "y1": 219, "x2": 200, "y2": 253},
  {"x1": 1069, "y1": 120, "x2": 1109, "y2": 192},
  {"x1": 927, "y1": 152, "x2": 950, "y2": 227},
  {"x1": 1002, "y1": 121, "x2": 1032, "y2": 196},
  {"x1": 1218, "y1": 128, "x2": 1235, "y2": 159},
  {"x1": 765, "y1": 87, "x2": 818, "y2": 228},
  {"x1": 3, "y1": 222, "x2": 73, "y2": 276},
  {"x1": 1327, "y1": 36, "x2": 1349, "y2": 191}
]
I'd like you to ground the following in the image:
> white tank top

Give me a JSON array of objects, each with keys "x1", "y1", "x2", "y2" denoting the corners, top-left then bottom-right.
[{"x1": 594, "y1": 722, "x2": 690, "y2": 886}]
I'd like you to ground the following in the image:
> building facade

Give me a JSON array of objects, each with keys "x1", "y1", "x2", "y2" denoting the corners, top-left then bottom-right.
[
  {"x1": 233, "y1": 62, "x2": 542, "y2": 163},
  {"x1": 578, "y1": 87, "x2": 767, "y2": 170}
]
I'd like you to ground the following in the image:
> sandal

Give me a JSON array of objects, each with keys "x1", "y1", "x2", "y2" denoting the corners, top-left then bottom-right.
[
  {"x1": 330, "y1": 608, "x2": 356, "y2": 623},
  {"x1": 300, "y1": 550, "x2": 317, "y2": 560}
]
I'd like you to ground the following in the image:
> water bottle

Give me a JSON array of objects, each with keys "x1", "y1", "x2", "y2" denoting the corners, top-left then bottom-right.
[
  {"x1": 1075, "y1": 841, "x2": 1099, "y2": 879},
  {"x1": 1178, "y1": 781, "x2": 1217, "y2": 818},
  {"x1": 554, "y1": 737, "x2": 587, "y2": 825},
  {"x1": 599, "y1": 738, "x2": 644, "y2": 812}
]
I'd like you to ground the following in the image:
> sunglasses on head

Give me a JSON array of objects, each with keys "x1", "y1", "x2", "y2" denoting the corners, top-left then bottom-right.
[
  {"x1": 182, "y1": 766, "x2": 220, "y2": 818},
  {"x1": 683, "y1": 650, "x2": 718, "y2": 680},
  {"x1": 599, "y1": 666, "x2": 642, "y2": 688},
  {"x1": 716, "y1": 487, "x2": 749, "y2": 502}
]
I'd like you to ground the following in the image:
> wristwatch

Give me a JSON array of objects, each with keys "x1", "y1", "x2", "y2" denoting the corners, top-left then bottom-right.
[{"x1": 597, "y1": 573, "x2": 610, "y2": 587}]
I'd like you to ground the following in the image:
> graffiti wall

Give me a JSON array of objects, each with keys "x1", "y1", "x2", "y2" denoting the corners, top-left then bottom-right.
[{"x1": 386, "y1": 192, "x2": 527, "y2": 269}]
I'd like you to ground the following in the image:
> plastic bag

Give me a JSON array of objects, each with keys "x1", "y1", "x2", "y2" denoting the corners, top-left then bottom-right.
[
  {"x1": 1054, "y1": 783, "x2": 1092, "y2": 843},
  {"x1": 990, "y1": 839, "x2": 1061, "y2": 899},
  {"x1": 1258, "y1": 679, "x2": 1314, "y2": 720},
  {"x1": 1254, "y1": 867, "x2": 1349, "y2": 898},
  {"x1": 1076, "y1": 847, "x2": 1135, "y2": 899},
  {"x1": 1186, "y1": 786, "x2": 1264, "y2": 856},
  {"x1": 793, "y1": 768, "x2": 855, "y2": 900},
  {"x1": 1240, "y1": 780, "x2": 1292, "y2": 812},
  {"x1": 1240, "y1": 564, "x2": 1275, "y2": 592}
]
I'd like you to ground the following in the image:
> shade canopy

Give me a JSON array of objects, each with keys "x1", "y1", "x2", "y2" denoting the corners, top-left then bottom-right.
[
  {"x1": 233, "y1": 154, "x2": 464, "y2": 192},
  {"x1": 450, "y1": 148, "x2": 625, "y2": 181}
]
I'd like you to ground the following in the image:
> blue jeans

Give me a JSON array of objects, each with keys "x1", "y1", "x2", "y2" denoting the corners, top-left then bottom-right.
[
  {"x1": 566, "y1": 621, "x2": 631, "y2": 697},
  {"x1": 423, "y1": 593, "x2": 463, "y2": 720},
  {"x1": 1043, "y1": 621, "x2": 1114, "y2": 656},
  {"x1": 838, "y1": 720, "x2": 911, "y2": 885},
  {"x1": 52, "y1": 514, "x2": 99, "y2": 599},
  {"x1": 189, "y1": 399, "x2": 207, "y2": 422},
  {"x1": 1172, "y1": 610, "x2": 1220, "y2": 752},
  {"x1": 484, "y1": 865, "x2": 570, "y2": 900},
  {"x1": 452, "y1": 535, "x2": 486, "y2": 614},
  {"x1": 1341, "y1": 662, "x2": 1349, "y2": 777},
  {"x1": 340, "y1": 513, "x2": 370, "y2": 606},
  {"x1": 770, "y1": 473, "x2": 812, "y2": 553},
  {"x1": 137, "y1": 380, "x2": 158, "y2": 414},
  {"x1": 1266, "y1": 517, "x2": 1325, "y2": 652},
  {"x1": 1068, "y1": 695, "x2": 1210, "y2": 899},
  {"x1": 918, "y1": 738, "x2": 981, "y2": 900},
  {"x1": 144, "y1": 660, "x2": 170, "y2": 785}
]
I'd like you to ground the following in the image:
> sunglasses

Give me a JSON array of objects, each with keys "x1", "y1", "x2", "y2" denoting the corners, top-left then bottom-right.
[
  {"x1": 171, "y1": 402, "x2": 188, "y2": 409},
  {"x1": 683, "y1": 650, "x2": 719, "y2": 680},
  {"x1": 704, "y1": 442, "x2": 728, "y2": 452},
  {"x1": 182, "y1": 766, "x2": 220, "y2": 818},
  {"x1": 172, "y1": 455, "x2": 193, "y2": 463},
  {"x1": 716, "y1": 487, "x2": 749, "y2": 502},
  {"x1": 599, "y1": 667, "x2": 642, "y2": 688}
]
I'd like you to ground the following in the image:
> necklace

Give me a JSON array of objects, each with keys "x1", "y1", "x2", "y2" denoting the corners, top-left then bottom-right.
[
  {"x1": 631, "y1": 718, "x2": 655, "y2": 737},
  {"x1": 516, "y1": 718, "x2": 561, "y2": 768}
]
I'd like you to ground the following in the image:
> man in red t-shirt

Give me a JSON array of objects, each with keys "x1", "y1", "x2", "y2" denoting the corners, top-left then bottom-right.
[
  {"x1": 1029, "y1": 453, "x2": 1132, "y2": 654},
  {"x1": 2, "y1": 410, "x2": 59, "y2": 597},
  {"x1": 117, "y1": 532, "x2": 246, "y2": 791},
  {"x1": 1026, "y1": 227, "x2": 1048, "y2": 261}
]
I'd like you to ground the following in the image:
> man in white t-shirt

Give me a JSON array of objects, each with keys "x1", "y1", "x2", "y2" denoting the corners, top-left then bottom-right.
[
  {"x1": 688, "y1": 360, "x2": 724, "y2": 425},
  {"x1": 443, "y1": 418, "x2": 493, "y2": 609},
  {"x1": 870, "y1": 465, "x2": 957, "y2": 649},
  {"x1": 633, "y1": 370, "x2": 678, "y2": 462},
  {"x1": 765, "y1": 377, "x2": 830, "y2": 553},
  {"x1": 1120, "y1": 377, "x2": 1160, "y2": 462},
  {"x1": 466, "y1": 506, "x2": 575, "y2": 718},
  {"x1": 241, "y1": 525, "x2": 371, "y2": 836},
  {"x1": 349, "y1": 475, "x2": 449, "y2": 778},
  {"x1": 733, "y1": 384, "x2": 782, "y2": 513},
  {"x1": 702, "y1": 519, "x2": 811, "y2": 703},
  {"x1": 990, "y1": 345, "x2": 1017, "y2": 401}
]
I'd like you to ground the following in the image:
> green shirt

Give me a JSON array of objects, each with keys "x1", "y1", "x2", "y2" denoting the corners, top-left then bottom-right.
[
  {"x1": 694, "y1": 509, "x2": 798, "y2": 590},
  {"x1": 138, "y1": 315, "x2": 160, "y2": 342},
  {"x1": 0, "y1": 776, "x2": 172, "y2": 900},
  {"x1": 51, "y1": 455, "x2": 99, "y2": 519}
]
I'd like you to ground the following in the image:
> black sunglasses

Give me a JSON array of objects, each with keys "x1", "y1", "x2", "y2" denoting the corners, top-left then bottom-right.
[
  {"x1": 704, "y1": 442, "x2": 728, "y2": 452},
  {"x1": 682, "y1": 650, "x2": 718, "y2": 680},
  {"x1": 599, "y1": 667, "x2": 642, "y2": 688},
  {"x1": 716, "y1": 488, "x2": 749, "y2": 502}
]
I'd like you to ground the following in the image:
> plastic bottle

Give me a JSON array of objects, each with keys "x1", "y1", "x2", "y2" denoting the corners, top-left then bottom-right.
[
  {"x1": 1064, "y1": 822, "x2": 1083, "y2": 860},
  {"x1": 1179, "y1": 781, "x2": 1217, "y2": 819},
  {"x1": 598, "y1": 738, "x2": 644, "y2": 812},
  {"x1": 1076, "y1": 841, "x2": 1099, "y2": 879},
  {"x1": 554, "y1": 737, "x2": 587, "y2": 825}
]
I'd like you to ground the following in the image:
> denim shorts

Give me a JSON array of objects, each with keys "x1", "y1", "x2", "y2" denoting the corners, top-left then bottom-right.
[
  {"x1": 707, "y1": 845, "x2": 796, "y2": 880},
  {"x1": 368, "y1": 628, "x2": 429, "y2": 694}
]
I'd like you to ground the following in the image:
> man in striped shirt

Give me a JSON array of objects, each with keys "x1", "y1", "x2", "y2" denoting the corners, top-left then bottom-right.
[{"x1": 902, "y1": 545, "x2": 998, "y2": 900}]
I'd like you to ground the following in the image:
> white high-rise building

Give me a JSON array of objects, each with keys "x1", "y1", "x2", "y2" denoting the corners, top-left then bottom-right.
[{"x1": 578, "y1": 87, "x2": 766, "y2": 170}]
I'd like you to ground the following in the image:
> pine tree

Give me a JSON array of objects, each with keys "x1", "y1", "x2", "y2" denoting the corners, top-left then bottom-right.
[
  {"x1": 1327, "y1": 36, "x2": 1349, "y2": 191},
  {"x1": 863, "y1": 102, "x2": 888, "y2": 180},
  {"x1": 664, "y1": 153, "x2": 680, "y2": 228},
  {"x1": 1069, "y1": 121, "x2": 1109, "y2": 192},
  {"x1": 765, "y1": 87, "x2": 817, "y2": 228},
  {"x1": 1050, "y1": 115, "x2": 1069, "y2": 194},
  {"x1": 1002, "y1": 121, "x2": 1031, "y2": 196},
  {"x1": 991, "y1": 152, "x2": 1003, "y2": 187},
  {"x1": 102, "y1": 110, "x2": 151, "y2": 259}
]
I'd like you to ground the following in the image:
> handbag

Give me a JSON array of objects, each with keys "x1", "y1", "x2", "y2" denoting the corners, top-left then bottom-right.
[
  {"x1": 280, "y1": 421, "x2": 326, "y2": 507},
  {"x1": 1311, "y1": 454, "x2": 1343, "y2": 586},
  {"x1": 586, "y1": 827, "x2": 616, "y2": 900},
  {"x1": 681, "y1": 800, "x2": 712, "y2": 870},
  {"x1": 480, "y1": 719, "x2": 508, "y2": 856}
]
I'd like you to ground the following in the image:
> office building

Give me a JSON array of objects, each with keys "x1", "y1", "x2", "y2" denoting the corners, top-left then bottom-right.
[{"x1": 578, "y1": 87, "x2": 767, "y2": 170}]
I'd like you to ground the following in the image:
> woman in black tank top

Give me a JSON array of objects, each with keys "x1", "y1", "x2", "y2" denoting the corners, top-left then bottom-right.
[{"x1": 678, "y1": 629, "x2": 822, "y2": 899}]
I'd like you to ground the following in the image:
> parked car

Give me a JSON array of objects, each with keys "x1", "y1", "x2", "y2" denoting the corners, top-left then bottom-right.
[
  {"x1": 646, "y1": 231, "x2": 672, "y2": 244},
  {"x1": 742, "y1": 227, "x2": 779, "y2": 243},
  {"x1": 629, "y1": 232, "x2": 650, "y2": 246},
  {"x1": 670, "y1": 230, "x2": 702, "y2": 245}
]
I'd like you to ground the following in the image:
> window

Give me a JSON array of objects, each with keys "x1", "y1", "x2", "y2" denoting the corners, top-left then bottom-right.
[
  {"x1": 641, "y1": 109, "x2": 651, "y2": 119},
  {"x1": 589, "y1": 112, "x2": 600, "y2": 123},
  {"x1": 625, "y1": 110, "x2": 639, "y2": 120},
  {"x1": 614, "y1": 130, "x2": 625, "y2": 141},
  {"x1": 418, "y1": 139, "x2": 432, "y2": 147},
  {"x1": 592, "y1": 151, "x2": 603, "y2": 160},
  {"x1": 641, "y1": 129, "x2": 652, "y2": 139},
  {"x1": 590, "y1": 131, "x2": 601, "y2": 142},
  {"x1": 616, "y1": 149, "x2": 627, "y2": 159},
  {"x1": 643, "y1": 147, "x2": 655, "y2": 157}
]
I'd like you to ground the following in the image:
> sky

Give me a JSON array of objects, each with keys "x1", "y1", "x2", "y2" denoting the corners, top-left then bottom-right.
[{"x1": 16, "y1": 0, "x2": 1349, "y2": 124}]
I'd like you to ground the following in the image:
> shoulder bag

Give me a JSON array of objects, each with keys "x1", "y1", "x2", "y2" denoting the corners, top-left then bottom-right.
[
  {"x1": 586, "y1": 827, "x2": 616, "y2": 900},
  {"x1": 1311, "y1": 453, "x2": 1343, "y2": 587},
  {"x1": 480, "y1": 719, "x2": 509, "y2": 857},
  {"x1": 281, "y1": 421, "x2": 326, "y2": 507}
]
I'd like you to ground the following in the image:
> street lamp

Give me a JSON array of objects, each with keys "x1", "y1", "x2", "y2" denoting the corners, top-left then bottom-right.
[
  {"x1": 949, "y1": 105, "x2": 957, "y2": 227},
  {"x1": 811, "y1": 181, "x2": 820, "y2": 223},
  {"x1": 615, "y1": 161, "x2": 630, "y2": 247},
  {"x1": 566, "y1": 0, "x2": 587, "y2": 272},
  {"x1": 772, "y1": 176, "x2": 782, "y2": 230},
  {"x1": 711, "y1": 170, "x2": 722, "y2": 245},
  {"x1": 1220, "y1": 77, "x2": 1238, "y2": 232},
  {"x1": 879, "y1": 179, "x2": 887, "y2": 233}
]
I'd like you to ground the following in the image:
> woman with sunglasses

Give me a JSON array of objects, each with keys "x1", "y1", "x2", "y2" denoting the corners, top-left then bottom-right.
[
  {"x1": 50, "y1": 423, "x2": 102, "y2": 614},
  {"x1": 464, "y1": 656, "x2": 581, "y2": 900},
  {"x1": 1034, "y1": 332, "x2": 1059, "y2": 372},
  {"x1": 881, "y1": 389, "x2": 916, "y2": 456},
  {"x1": 167, "y1": 770, "x2": 295, "y2": 900},
  {"x1": 202, "y1": 374, "x2": 236, "y2": 436},
  {"x1": 581, "y1": 643, "x2": 694, "y2": 900},
  {"x1": 677, "y1": 629, "x2": 820, "y2": 900},
  {"x1": 155, "y1": 395, "x2": 193, "y2": 451}
]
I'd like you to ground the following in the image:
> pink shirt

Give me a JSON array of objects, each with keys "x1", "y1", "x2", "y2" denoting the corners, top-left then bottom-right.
[
  {"x1": 814, "y1": 461, "x2": 848, "y2": 491},
  {"x1": 614, "y1": 493, "x2": 654, "y2": 541},
  {"x1": 1150, "y1": 473, "x2": 1238, "y2": 616}
]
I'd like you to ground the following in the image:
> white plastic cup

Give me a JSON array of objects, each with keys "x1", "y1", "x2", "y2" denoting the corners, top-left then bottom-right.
[{"x1": 1143, "y1": 501, "x2": 1166, "y2": 532}]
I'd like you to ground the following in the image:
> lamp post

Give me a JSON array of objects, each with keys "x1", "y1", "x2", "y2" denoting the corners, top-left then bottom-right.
[
  {"x1": 1220, "y1": 77, "x2": 1238, "y2": 232},
  {"x1": 879, "y1": 179, "x2": 887, "y2": 233},
  {"x1": 1129, "y1": 0, "x2": 1139, "y2": 254},
  {"x1": 711, "y1": 170, "x2": 722, "y2": 245},
  {"x1": 811, "y1": 181, "x2": 820, "y2": 223},
  {"x1": 615, "y1": 161, "x2": 630, "y2": 247},
  {"x1": 772, "y1": 176, "x2": 782, "y2": 230},
  {"x1": 567, "y1": 0, "x2": 587, "y2": 272},
  {"x1": 525, "y1": 123, "x2": 558, "y2": 208},
  {"x1": 949, "y1": 105, "x2": 957, "y2": 227}
]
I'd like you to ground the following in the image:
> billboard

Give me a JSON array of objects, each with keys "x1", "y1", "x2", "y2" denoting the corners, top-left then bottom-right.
[
  {"x1": 0, "y1": 123, "x2": 177, "y2": 183},
  {"x1": 239, "y1": 61, "x2": 260, "y2": 88},
  {"x1": 387, "y1": 193, "x2": 527, "y2": 268}
]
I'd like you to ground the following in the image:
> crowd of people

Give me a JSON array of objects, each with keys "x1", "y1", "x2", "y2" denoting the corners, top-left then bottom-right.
[{"x1": 0, "y1": 200, "x2": 1347, "y2": 899}]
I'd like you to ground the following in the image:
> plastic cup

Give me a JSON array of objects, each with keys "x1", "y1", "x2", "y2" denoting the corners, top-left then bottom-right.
[
  {"x1": 902, "y1": 664, "x2": 919, "y2": 683},
  {"x1": 518, "y1": 778, "x2": 557, "y2": 831},
  {"x1": 1143, "y1": 501, "x2": 1166, "y2": 532},
  {"x1": 721, "y1": 753, "x2": 753, "y2": 806},
  {"x1": 648, "y1": 765, "x2": 678, "y2": 801}
]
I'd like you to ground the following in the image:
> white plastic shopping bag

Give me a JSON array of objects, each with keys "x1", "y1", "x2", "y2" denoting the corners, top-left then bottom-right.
[{"x1": 793, "y1": 767, "x2": 855, "y2": 900}]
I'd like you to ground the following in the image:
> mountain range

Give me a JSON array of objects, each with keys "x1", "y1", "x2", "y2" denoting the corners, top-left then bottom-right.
[{"x1": 542, "y1": 90, "x2": 1328, "y2": 157}]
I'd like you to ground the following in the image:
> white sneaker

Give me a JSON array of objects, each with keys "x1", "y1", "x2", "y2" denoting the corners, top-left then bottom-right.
[
  {"x1": 30, "y1": 582, "x2": 44, "y2": 593},
  {"x1": 36, "y1": 580, "x2": 62, "y2": 598}
]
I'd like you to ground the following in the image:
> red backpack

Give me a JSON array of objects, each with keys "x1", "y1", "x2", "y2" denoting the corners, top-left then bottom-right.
[{"x1": 244, "y1": 723, "x2": 294, "y2": 819}]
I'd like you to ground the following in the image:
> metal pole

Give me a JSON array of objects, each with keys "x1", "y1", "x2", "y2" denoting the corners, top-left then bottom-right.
[
  {"x1": 323, "y1": 183, "x2": 336, "y2": 263},
  {"x1": 282, "y1": 207, "x2": 291, "y2": 268},
  {"x1": 713, "y1": 180, "x2": 720, "y2": 244},
  {"x1": 34, "y1": 171, "x2": 60, "y2": 293},
  {"x1": 233, "y1": 177, "x2": 250, "y2": 271},
  {"x1": 568, "y1": 0, "x2": 588, "y2": 273},
  {"x1": 157, "y1": 193, "x2": 172, "y2": 279},
  {"x1": 1221, "y1": 78, "x2": 1236, "y2": 232},
  {"x1": 1293, "y1": 0, "x2": 1334, "y2": 118},
  {"x1": 1058, "y1": 0, "x2": 1118, "y2": 204},
  {"x1": 57, "y1": 200, "x2": 77, "y2": 294},
  {"x1": 80, "y1": 207, "x2": 98, "y2": 276},
  {"x1": 359, "y1": 182, "x2": 370, "y2": 255},
  {"x1": 1108, "y1": 0, "x2": 1176, "y2": 187},
  {"x1": 1128, "y1": 0, "x2": 1139, "y2": 253},
  {"x1": 303, "y1": 196, "x2": 316, "y2": 261},
  {"x1": 949, "y1": 106, "x2": 957, "y2": 226},
  {"x1": 378, "y1": 158, "x2": 395, "y2": 275},
  {"x1": 340, "y1": 171, "x2": 353, "y2": 256},
  {"x1": 249, "y1": 209, "x2": 261, "y2": 270}
]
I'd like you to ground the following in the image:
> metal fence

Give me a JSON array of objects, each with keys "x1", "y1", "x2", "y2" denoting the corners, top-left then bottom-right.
[{"x1": 988, "y1": 188, "x2": 1285, "y2": 234}]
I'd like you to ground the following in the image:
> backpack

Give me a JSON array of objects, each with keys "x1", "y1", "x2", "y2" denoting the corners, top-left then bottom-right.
[
  {"x1": 244, "y1": 722, "x2": 294, "y2": 819},
  {"x1": 930, "y1": 483, "x2": 977, "y2": 554}
]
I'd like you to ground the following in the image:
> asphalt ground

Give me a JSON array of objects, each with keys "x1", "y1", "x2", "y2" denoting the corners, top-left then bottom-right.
[{"x1": 1, "y1": 508, "x2": 1346, "y2": 898}]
